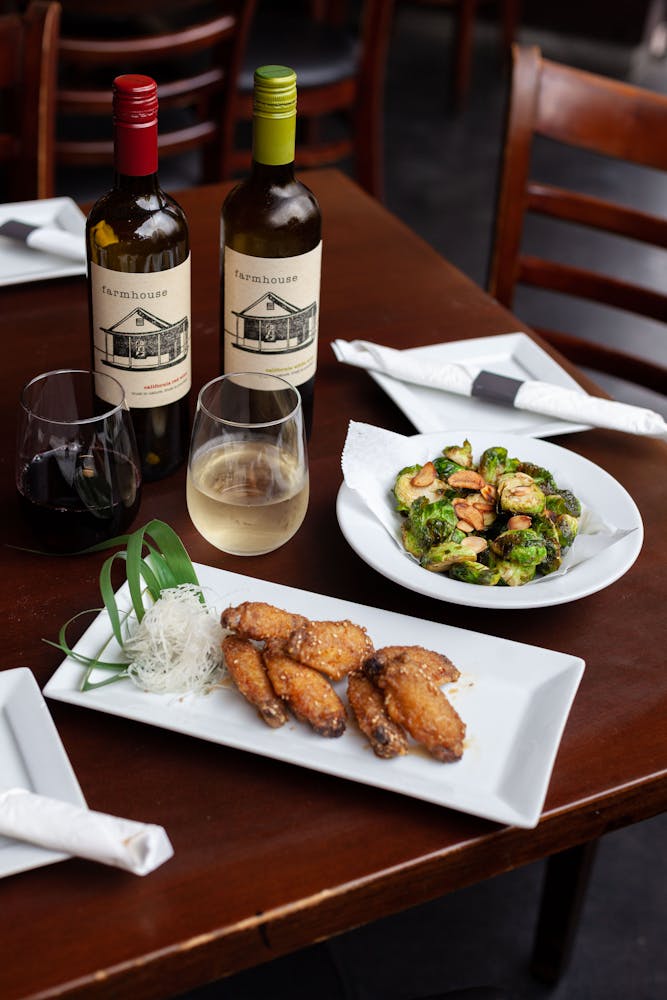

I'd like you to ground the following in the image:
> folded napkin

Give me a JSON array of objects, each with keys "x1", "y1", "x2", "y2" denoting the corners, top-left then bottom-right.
[
  {"x1": 0, "y1": 787, "x2": 173, "y2": 876},
  {"x1": 332, "y1": 339, "x2": 667, "y2": 439}
]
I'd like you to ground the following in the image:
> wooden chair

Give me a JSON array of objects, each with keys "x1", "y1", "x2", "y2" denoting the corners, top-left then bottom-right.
[
  {"x1": 0, "y1": 1, "x2": 60, "y2": 201},
  {"x1": 54, "y1": 1, "x2": 256, "y2": 185},
  {"x1": 232, "y1": 0, "x2": 396, "y2": 199},
  {"x1": 407, "y1": 0, "x2": 522, "y2": 107},
  {"x1": 489, "y1": 44, "x2": 667, "y2": 396}
]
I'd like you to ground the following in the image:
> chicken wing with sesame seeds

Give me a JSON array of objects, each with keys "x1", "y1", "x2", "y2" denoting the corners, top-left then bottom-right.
[
  {"x1": 221, "y1": 601, "x2": 308, "y2": 644},
  {"x1": 347, "y1": 671, "x2": 408, "y2": 759},
  {"x1": 221, "y1": 635, "x2": 289, "y2": 729},
  {"x1": 263, "y1": 642, "x2": 347, "y2": 738},
  {"x1": 284, "y1": 619, "x2": 375, "y2": 680},
  {"x1": 365, "y1": 655, "x2": 466, "y2": 762},
  {"x1": 365, "y1": 645, "x2": 460, "y2": 685}
]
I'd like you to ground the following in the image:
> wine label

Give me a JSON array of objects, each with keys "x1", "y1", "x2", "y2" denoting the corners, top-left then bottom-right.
[
  {"x1": 90, "y1": 257, "x2": 191, "y2": 408},
  {"x1": 222, "y1": 243, "x2": 322, "y2": 387}
]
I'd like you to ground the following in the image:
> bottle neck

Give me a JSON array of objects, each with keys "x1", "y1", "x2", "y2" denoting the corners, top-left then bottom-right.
[
  {"x1": 114, "y1": 119, "x2": 158, "y2": 178},
  {"x1": 252, "y1": 111, "x2": 296, "y2": 171}
]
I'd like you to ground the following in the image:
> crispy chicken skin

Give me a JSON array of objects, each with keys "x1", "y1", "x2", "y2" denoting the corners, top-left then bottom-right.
[
  {"x1": 285, "y1": 619, "x2": 375, "y2": 680},
  {"x1": 366, "y1": 645, "x2": 460, "y2": 685},
  {"x1": 221, "y1": 602, "x2": 308, "y2": 644},
  {"x1": 221, "y1": 635, "x2": 289, "y2": 729},
  {"x1": 263, "y1": 643, "x2": 347, "y2": 738},
  {"x1": 365, "y1": 655, "x2": 465, "y2": 762},
  {"x1": 347, "y1": 671, "x2": 408, "y2": 759}
]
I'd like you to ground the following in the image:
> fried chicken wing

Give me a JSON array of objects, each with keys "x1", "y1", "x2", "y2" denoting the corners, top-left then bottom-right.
[
  {"x1": 366, "y1": 645, "x2": 460, "y2": 685},
  {"x1": 263, "y1": 643, "x2": 347, "y2": 738},
  {"x1": 221, "y1": 601, "x2": 308, "y2": 643},
  {"x1": 285, "y1": 619, "x2": 374, "y2": 680},
  {"x1": 347, "y1": 671, "x2": 408, "y2": 759},
  {"x1": 366, "y1": 657, "x2": 465, "y2": 762},
  {"x1": 221, "y1": 635, "x2": 289, "y2": 729}
]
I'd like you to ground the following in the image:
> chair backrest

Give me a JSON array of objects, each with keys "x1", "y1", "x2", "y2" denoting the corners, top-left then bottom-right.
[
  {"x1": 55, "y1": 0, "x2": 256, "y2": 185},
  {"x1": 0, "y1": 1, "x2": 60, "y2": 202},
  {"x1": 233, "y1": 0, "x2": 395, "y2": 199},
  {"x1": 488, "y1": 44, "x2": 667, "y2": 393}
]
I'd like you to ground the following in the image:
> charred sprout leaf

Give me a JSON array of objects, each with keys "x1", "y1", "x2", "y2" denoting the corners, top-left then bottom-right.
[
  {"x1": 420, "y1": 541, "x2": 477, "y2": 572},
  {"x1": 546, "y1": 489, "x2": 582, "y2": 518},
  {"x1": 517, "y1": 461, "x2": 558, "y2": 495},
  {"x1": 478, "y1": 446, "x2": 519, "y2": 485},
  {"x1": 491, "y1": 528, "x2": 548, "y2": 567},
  {"x1": 448, "y1": 561, "x2": 500, "y2": 586},
  {"x1": 406, "y1": 497, "x2": 459, "y2": 551},
  {"x1": 442, "y1": 439, "x2": 473, "y2": 468},
  {"x1": 532, "y1": 515, "x2": 562, "y2": 574}
]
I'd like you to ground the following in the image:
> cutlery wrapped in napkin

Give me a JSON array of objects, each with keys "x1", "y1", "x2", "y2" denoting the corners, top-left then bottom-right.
[
  {"x1": 0, "y1": 787, "x2": 173, "y2": 876},
  {"x1": 332, "y1": 339, "x2": 667, "y2": 439},
  {"x1": 0, "y1": 219, "x2": 86, "y2": 263}
]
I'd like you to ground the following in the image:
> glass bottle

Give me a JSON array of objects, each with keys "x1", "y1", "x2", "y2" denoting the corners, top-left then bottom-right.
[{"x1": 86, "y1": 74, "x2": 191, "y2": 482}]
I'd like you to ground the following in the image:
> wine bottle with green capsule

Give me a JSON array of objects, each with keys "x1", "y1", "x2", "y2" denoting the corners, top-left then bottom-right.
[{"x1": 219, "y1": 65, "x2": 322, "y2": 438}]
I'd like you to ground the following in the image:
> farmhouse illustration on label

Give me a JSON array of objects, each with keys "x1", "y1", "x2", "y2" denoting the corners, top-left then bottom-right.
[
  {"x1": 95, "y1": 307, "x2": 189, "y2": 371},
  {"x1": 229, "y1": 292, "x2": 316, "y2": 354}
]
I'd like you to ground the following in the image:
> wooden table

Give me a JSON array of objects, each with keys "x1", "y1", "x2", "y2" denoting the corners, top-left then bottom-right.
[{"x1": 1, "y1": 171, "x2": 665, "y2": 1000}]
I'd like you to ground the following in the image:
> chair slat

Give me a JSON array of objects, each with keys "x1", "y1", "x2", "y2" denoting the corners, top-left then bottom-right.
[{"x1": 59, "y1": 14, "x2": 237, "y2": 65}]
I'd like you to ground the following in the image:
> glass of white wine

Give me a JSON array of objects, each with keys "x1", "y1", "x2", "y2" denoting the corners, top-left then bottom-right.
[{"x1": 187, "y1": 373, "x2": 309, "y2": 555}]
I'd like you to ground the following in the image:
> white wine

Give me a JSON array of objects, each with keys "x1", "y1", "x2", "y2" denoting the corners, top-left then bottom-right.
[
  {"x1": 87, "y1": 75, "x2": 191, "y2": 482},
  {"x1": 220, "y1": 66, "x2": 321, "y2": 438},
  {"x1": 187, "y1": 440, "x2": 309, "y2": 555}
]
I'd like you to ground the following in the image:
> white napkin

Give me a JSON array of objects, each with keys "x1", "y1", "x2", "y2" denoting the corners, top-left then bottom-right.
[
  {"x1": 341, "y1": 421, "x2": 636, "y2": 583},
  {"x1": 0, "y1": 787, "x2": 173, "y2": 875},
  {"x1": 332, "y1": 339, "x2": 667, "y2": 439}
]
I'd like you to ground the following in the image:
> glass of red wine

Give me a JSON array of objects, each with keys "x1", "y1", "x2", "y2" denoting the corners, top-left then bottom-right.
[{"x1": 16, "y1": 369, "x2": 142, "y2": 552}]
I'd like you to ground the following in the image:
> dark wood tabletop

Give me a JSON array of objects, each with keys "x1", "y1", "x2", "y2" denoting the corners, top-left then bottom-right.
[{"x1": 1, "y1": 170, "x2": 665, "y2": 1000}]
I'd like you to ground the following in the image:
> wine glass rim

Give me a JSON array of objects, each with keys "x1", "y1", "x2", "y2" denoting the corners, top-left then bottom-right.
[
  {"x1": 20, "y1": 369, "x2": 127, "y2": 424},
  {"x1": 197, "y1": 372, "x2": 302, "y2": 428}
]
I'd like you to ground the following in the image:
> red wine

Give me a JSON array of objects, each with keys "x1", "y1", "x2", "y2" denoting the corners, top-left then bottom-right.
[
  {"x1": 18, "y1": 446, "x2": 140, "y2": 553},
  {"x1": 87, "y1": 75, "x2": 191, "y2": 482}
]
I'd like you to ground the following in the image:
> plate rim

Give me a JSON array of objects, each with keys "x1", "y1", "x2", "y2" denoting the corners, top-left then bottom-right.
[{"x1": 336, "y1": 429, "x2": 644, "y2": 610}]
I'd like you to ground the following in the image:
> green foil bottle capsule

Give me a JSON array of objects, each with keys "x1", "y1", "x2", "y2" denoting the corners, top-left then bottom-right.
[{"x1": 219, "y1": 65, "x2": 322, "y2": 438}]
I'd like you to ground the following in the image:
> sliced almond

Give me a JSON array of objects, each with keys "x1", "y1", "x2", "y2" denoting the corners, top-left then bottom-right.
[
  {"x1": 511, "y1": 486, "x2": 534, "y2": 496},
  {"x1": 473, "y1": 501, "x2": 495, "y2": 513},
  {"x1": 508, "y1": 515, "x2": 532, "y2": 530},
  {"x1": 410, "y1": 461, "x2": 436, "y2": 487},
  {"x1": 448, "y1": 470, "x2": 485, "y2": 490},
  {"x1": 462, "y1": 505, "x2": 485, "y2": 531},
  {"x1": 461, "y1": 535, "x2": 488, "y2": 554},
  {"x1": 456, "y1": 519, "x2": 474, "y2": 533},
  {"x1": 480, "y1": 483, "x2": 497, "y2": 502}
]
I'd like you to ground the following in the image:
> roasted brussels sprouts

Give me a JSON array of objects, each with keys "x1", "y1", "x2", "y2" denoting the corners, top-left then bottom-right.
[
  {"x1": 420, "y1": 541, "x2": 477, "y2": 572},
  {"x1": 478, "y1": 446, "x2": 519, "y2": 485},
  {"x1": 393, "y1": 464, "x2": 446, "y2": 512},
  {"x1": 497, "y1": 472, "x2": 546, "y2": 516},
  {"x1": 393, "y1": 440, "x2": 582, "y2": 588},
  {"x1": 490, "y1": 528, "x2": 548, "y2": 567},
  {"x1": 442, "y1": 439, "x2": 473, "y2": 468}
]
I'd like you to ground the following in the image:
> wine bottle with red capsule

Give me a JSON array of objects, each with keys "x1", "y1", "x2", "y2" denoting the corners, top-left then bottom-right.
[{"x1": 86, "y1": 74, "x2": 191, "y2": 482}]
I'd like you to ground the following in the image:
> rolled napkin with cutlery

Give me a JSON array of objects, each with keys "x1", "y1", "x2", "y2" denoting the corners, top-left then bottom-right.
[
  {"x1": 0, "y1": 786, "x2": 173, "y2": 875},
  {"x1": 332, "y1": 339, "x2": 667, "y2": 439},
  {"x1": 0, "y1": 219, "x2": 86, "y2": 263}
]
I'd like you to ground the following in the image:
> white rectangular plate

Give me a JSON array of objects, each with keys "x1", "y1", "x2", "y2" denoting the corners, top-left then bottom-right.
[
  {"x1": 0, "y1": 197, "x2": 86, "y2": 286},
  {"x1": 44, "y1": 567, "x2": 584, "y2": 829},
  {"x1": 0, "y1": 668, "x2": 85, "y2": 878},
  {"x1": 370, "y1": 333, "x2": 590, "y2": 437}
]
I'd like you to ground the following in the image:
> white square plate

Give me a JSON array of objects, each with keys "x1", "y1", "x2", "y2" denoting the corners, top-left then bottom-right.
[
  {"x1": 369, "y1": 333, "x2": 590, "y2": 437},
  {"x1": 44, "y1": 568, "x2": 584, "y2": 828},
  {"x1": 0, "y1": 668, "x2": 85, "y2": 878},
  {"x1": 0, "y1": 198, "x2": 86, "y2": 286}
]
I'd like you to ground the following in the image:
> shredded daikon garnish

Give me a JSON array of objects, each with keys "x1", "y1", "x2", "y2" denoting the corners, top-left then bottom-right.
[{"x1": 122, "y1": 584, "x2": 224, "y2": 694}]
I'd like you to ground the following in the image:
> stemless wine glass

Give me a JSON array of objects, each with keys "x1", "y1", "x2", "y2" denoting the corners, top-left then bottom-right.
[
  {"x1": 16, "y1": 369, "x2": 142, "y2": 553},
  {"x1": 187, "y1": 373, "x2": 309, "y2": 556}
]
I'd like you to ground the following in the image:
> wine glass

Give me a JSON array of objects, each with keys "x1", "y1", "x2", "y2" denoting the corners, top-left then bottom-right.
[
  {"x1": 187, "y1": 373, "x2": 309, "y2": 555},
  {"x1": 16, "y1": 369, "x2": 142, "y2": 553}
]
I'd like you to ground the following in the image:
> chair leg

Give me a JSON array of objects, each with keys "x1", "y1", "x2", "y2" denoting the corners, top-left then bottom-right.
[
  {"x1": 530, "y1": 839, "x2": 599, "y2": 984},
  {"x1": 452, "y1": 0, "x2": 478, "y2": 108}
]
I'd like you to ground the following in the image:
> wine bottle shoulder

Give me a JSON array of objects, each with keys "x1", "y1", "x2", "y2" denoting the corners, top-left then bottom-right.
[{"x1": 222, "y1": 174, "x2": 321, "y2": 256}]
